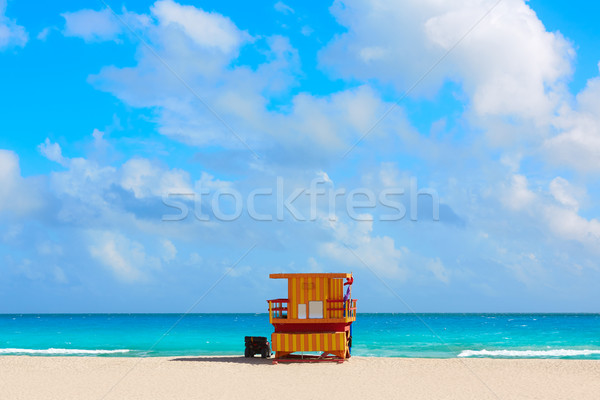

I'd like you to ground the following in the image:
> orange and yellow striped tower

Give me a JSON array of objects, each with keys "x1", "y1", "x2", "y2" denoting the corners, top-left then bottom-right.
[{"x1": 267, "y1": 273, "x2": 357, "y2": 362}]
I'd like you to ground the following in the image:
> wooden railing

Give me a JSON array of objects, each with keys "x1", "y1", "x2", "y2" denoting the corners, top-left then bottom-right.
[
  {"x1": 347, "y1": 299, "x2": 357, "y2": 319},
  {"x1": 326, "y1": 299, "x2": 357, "y2": 319},
  {"x1": 267, "y1": 299, "x2": 288, "y2": 319},
  {"x1": 268, "y1": 298, "x2": 357, "y2": 322}
]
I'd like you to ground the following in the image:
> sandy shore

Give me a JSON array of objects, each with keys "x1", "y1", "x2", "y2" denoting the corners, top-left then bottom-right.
[{"x1": 1, "y1": 356, "x2": 599, "y2": 399}]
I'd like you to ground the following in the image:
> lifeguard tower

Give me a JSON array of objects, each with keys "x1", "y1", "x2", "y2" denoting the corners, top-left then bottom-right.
[{"x1": 267, "y1": 273, "x2": 357, "y2": 362}]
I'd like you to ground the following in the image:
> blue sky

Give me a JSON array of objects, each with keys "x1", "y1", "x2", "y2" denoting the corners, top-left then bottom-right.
[{"x1": 1, "y1": 0, "x2": 600, "y2": 313}]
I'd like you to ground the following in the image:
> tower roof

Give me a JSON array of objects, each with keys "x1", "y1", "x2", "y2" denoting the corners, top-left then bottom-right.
[{"x1": 269, "y1": 273, "x2": 352, "y2": 279}]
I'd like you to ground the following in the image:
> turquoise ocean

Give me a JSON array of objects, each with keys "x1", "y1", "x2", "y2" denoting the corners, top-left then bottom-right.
[{"x1": 2, "y1": 314, "x2": 600, "y2": 359}]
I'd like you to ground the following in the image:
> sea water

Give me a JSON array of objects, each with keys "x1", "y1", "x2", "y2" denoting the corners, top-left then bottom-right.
[{"x1": 1, "y1": 313, "x2": 600, "y2": 359}]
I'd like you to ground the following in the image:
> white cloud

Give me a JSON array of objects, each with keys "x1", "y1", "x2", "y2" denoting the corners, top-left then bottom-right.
[
  {"x1": 62, "y1": 8, "x2": 123, "y2": 42},
  {"x1": 427, "y1": 258, "x2": 450, "y2": 284},
  {"x1": 0, "y1": 0, "x2": 28, "y2": 49},
  {"x1": 161, "y1": 239, "x2": 177, "y2": 262},
  {"x1": 53, "y1": 266, "x2": 68, "y2": 284},
  {"x1": 38, "y1": 138, "x2": 67, "y2": 166},
  {"x1": 85, "y1": 1, "x2": 401, "y2": 159},
  {"x1": 88, "y1": 8, "x2": 294, "y2": 149},
  {"x1": 319, "y1": 216, "x2": 408, "y2": 279},
  {"x1": 196, "y1": 171, "x2": 232, "y2": 191},
  {"x1": 378, "y1": 162, "x2": 410, "y2": 188},
  {"x1": 300, "y1": 25, "x2": 313, "y2": 37},
  {"x1": 272, "y1": 85, "x2": 388, "y2": 151},
  {"x1": 544, "y1": 64, "x2": 600, "y2": 172},
  {"x1": 227, "y1": 264, "x2": 252, "y2": 278},
  {"x1": 92, "y1": 128, "x2": 105, "y2": 141},
  {"x1": 62, "y1": 7, "x2": 150, "y2": 43},
  {"x1": 307, "y1": 257, "x2": 321, "y2": 272},
  {"x1": 500, "y1": 174, "x2": 600, "y2": 252},
  {"x1": 151, "y1": 0, "x2": 249, "y2": 54},
  {"x1": 33, "y1": 134, "x2": 234, "y2": 261},
  {"x1": 320, "y1": 0, "x2": 573, "y2": 122},
  {"x1": 502, "y1": 174, "x2": 536, "y2": 211},
  {"x1": 318, "y1": 212, "x2": 453, "y2": 283},
  {"x1": 544, "y1": 205, "x2": 600, "y2": 249},
  {"x1": 0, "y1": 150, "x2": 42, "y2": 214},
  {"x1": 424, "y1": 0, "x2": 572, "y2": 121},
  {"x1": 274, "y1": 1, "x2": 294, "y2": 15},
  {"x1": 49, "y1": 156, "x2": 116, "y2": 202},
  {"x1": 0, "y1": 149, "x2": 19, "y2": 194},
  {"x1": 39, "y1": 135, "x2": 192, "y2": 203},
  {"x1": 88, "y1": 230, "x2": 159, "y2": 282},
  {"x1": 36, "y1": 27, "x2": 51, "y2": 41},
  {"x1": 549, "y1": 177, "x2": 584, "y2": 211},
  {"x1": 320, "y1": 0, "x2": 443, "y2": 93},
  {"x1": 316, "y1": 171, "x2": 332, "y2": 184},
  {"x1": 16, "y1": 259, "x2": 43, "y2": 281},
  {"x1": 37, "y1": 241, "x2": 63, "y2": 256},
  {"x1": 359, "y1": 46, "x2": 388, "y2": 63},
  {"x1": 120, "y1": 158, "x2": 192, "y2": 199},
  {"x1": 186, "y1": 252, "x2": 203, "y2": 266}
]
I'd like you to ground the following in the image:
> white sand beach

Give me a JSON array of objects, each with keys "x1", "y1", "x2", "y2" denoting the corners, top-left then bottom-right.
[{"x1": 1, "y1": 356, "x2": 599, "y2": 399}]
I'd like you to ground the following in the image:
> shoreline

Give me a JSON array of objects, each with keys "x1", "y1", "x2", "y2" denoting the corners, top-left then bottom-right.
[
  {"x1": 2, "y1": 352, "x2": 600, "y2": 359},
  {"x1": 1, "y1": 356, "x2": 599, "y2": 399}
]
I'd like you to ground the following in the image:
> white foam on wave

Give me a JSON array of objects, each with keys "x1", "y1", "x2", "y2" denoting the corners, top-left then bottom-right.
[
  {"x1": 458, "y1": 349, "x2": 600, "y2": 358},
  {"x1": 0, "y1": 348, "x2": 130, "y2": 355}
]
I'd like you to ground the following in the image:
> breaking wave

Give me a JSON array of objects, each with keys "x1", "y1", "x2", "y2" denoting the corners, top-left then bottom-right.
[
  {"x1": 458, "y1": 349, "x2": 600, "y2": 358},
  {"x1": 0, "y1": 348, "x2": 130, "y2": 355}
]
